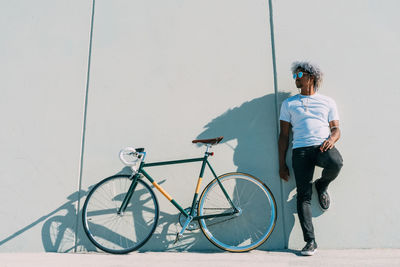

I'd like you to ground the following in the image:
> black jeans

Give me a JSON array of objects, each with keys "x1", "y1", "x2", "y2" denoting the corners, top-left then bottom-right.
[{"x1": 292, "y1": 145, "x2": 343, "y2": 242}]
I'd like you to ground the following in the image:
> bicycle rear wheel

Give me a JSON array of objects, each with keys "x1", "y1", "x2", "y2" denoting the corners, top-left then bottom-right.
[
  {"x1": 198, "y1": 172, "x2": 277, "y2": 252},
  {"x1": 82, "y1": 175, "x2": 159, "y2": 254}
]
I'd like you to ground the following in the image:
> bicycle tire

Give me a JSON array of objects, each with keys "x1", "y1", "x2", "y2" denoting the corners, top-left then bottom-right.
[
  {"x1": 82, "y1": 175, "x2": 159, "y2": 254},
  {"x1": 198, "y1": 172, "x2": 277, "y2": 252}
]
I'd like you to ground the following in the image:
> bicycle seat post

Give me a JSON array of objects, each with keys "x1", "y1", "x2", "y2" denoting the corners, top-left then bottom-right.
[{"x1": 205, "y1": 144, "x2": 212, "y2": 155}]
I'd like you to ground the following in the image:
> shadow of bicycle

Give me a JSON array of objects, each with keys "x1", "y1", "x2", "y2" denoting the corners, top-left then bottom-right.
[{"x1": 39, "y1": 173, "x2": 211, "y2": 253}]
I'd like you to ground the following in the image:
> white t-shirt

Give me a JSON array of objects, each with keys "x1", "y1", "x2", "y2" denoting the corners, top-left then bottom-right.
[{"x1": 279, "y1": 93, "x2": 339, "y2": 149}]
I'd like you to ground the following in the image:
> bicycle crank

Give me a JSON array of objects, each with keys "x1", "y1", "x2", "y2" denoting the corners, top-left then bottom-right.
[{"x1": 178, "y1": 207, "x2": 199, "y2": 231}]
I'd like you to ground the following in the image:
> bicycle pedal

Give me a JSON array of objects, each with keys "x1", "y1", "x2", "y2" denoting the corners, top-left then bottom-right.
[{"x1": 174, "y1": 233, "x2": 183, "y2": 244}]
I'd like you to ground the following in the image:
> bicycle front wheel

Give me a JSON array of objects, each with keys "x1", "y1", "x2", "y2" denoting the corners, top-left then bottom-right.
[
  {"x1": 82, "y1": 175, "x2": 159, "y2": 254},
  {"x1": 198, "y1": 172, "x2": 277, "y2": 252}
]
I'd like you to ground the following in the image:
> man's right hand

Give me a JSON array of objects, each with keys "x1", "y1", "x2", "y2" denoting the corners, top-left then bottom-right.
[{"x1": 279, "y1": 165, "x2": 290, "y2": 182}]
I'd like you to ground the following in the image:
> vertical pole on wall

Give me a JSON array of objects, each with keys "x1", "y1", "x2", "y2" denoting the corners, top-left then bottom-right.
[
  {"x1": 267, "y1": 0, "x2": 288, "y2": 248},
  {"x1": 74, "y1": 0, "x2": 96, "y2": 252}
]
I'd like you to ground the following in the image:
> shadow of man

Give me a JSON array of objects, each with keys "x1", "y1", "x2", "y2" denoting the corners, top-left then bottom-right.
[{"x1": 195, "y1": 92, "x2": 297, "y2": 250}]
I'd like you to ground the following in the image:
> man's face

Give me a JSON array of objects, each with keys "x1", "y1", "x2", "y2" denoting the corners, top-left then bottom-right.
[{"x1": 294, "y1": 69, "x2": 313, "y2": 89}]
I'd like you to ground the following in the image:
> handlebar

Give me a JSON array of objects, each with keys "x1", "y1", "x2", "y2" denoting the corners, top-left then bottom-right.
[{"x1": 119, "y1": 147, "x2": 146, "y2": 171}]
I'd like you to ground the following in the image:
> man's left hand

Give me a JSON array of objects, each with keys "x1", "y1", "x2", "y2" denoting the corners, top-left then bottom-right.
[{"x1": 320, "y1": 138, "x2": 335, "y2": 152}]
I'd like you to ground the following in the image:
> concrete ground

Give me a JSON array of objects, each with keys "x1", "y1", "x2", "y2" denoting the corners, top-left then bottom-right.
[{"x1": 1, "y1": 249, "x2": 400, "y2": 267}]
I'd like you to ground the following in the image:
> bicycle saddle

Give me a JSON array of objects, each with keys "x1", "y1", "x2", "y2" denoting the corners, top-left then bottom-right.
[{"x1": 192, "y1": 136, "x2": 224, "y2": 145}]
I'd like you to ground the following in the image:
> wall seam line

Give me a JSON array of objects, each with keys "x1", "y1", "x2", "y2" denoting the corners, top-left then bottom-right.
[
  {"x1": 268, "y1": 0, "x2": 288, "y2": 249},
  {"x1": 74, "y1": 0, "x2": 96, "y2": 252}
]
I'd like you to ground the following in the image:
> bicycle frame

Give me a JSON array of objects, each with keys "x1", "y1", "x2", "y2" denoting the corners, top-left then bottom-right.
[{"x1": 118, "y1": 151, "x2": 239, "y2": 222}]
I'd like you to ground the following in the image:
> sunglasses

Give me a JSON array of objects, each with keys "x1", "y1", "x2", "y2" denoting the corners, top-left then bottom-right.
[{"x1": 293, "y1": 72, "x2": 309, "y2": 79}]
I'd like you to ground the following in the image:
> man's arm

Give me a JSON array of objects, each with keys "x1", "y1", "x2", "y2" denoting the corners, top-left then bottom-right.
[
  {"x1": 278, "y1": 120, "x2": 291, "y2": 181},
  {"x1": 320, "y1": 120, "x2": 341, "y2": 152}
]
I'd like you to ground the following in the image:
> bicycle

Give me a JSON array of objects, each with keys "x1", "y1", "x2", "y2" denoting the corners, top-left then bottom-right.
[{"x1": 82, "y1": 136, "x2": 277, "y2": 254}]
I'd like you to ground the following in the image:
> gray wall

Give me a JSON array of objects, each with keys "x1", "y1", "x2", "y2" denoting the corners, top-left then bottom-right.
[
  {"x1": 0, "y1": 1, "x2": 92, "y2": 252},
  {"x1": 0, "y1": 0, "x2": 399, "y2": 252}
]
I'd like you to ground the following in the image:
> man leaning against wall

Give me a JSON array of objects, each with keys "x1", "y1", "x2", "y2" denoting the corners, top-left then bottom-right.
[{"x1": 278, "y1": 61, "x2": 343, "y2": 256}]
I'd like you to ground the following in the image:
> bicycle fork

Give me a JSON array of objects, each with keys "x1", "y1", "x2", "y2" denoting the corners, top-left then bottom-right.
[{"x1": 117, "y1": 173, "x2": 140, "y2": 215}]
